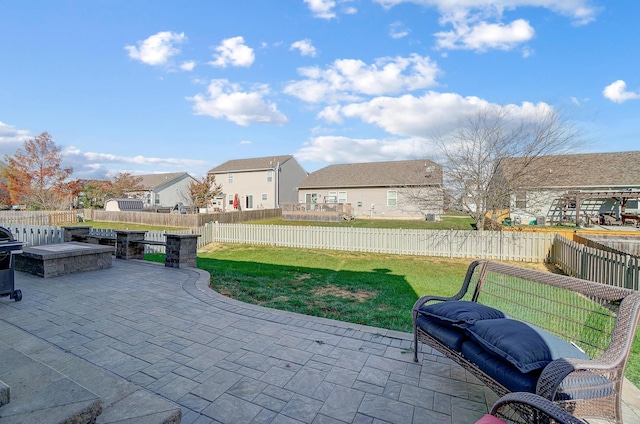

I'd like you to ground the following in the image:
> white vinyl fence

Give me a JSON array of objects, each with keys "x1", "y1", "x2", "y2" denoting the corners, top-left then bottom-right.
[
  {"x1": 1, "y1": 224, "x2": 65, "y2": 246},
  {"x1": 210, "y1": 223, "x2": 555, "y2": 262},
  {"x1": 552, "y1": 234, "x2": 640, "y2": 290}
]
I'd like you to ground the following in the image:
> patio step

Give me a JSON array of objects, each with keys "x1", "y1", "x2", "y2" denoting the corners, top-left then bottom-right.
[
  {"x1": 0, "y1": 341, "x2": 102, "y2": 423},
  {"x1": 0, "y1": 324, "x2": 181, "y2": 424}
]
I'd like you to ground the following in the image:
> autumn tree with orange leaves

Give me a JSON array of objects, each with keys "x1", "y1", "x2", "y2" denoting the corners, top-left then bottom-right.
[
  {"x1": 1, "y1": 132, "x2": 79, "y2": 210},
  {"x1": 186, "y1": 174, "x2": 222, "y2": 211}
]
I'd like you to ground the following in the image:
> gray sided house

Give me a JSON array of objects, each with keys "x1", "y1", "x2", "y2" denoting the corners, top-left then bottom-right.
[
  {"x1": 297, "y1": 160, "x2": 444, "y2": 219},
  {"x1": 498, "y1": 151, "x2": 640, "y2": 224},
  {"x1": 207, "y1": 155, "x2": 307, "y2": 211},
  {"x1": 133, "y1": 172, "x2": 198, "y2": 209}
]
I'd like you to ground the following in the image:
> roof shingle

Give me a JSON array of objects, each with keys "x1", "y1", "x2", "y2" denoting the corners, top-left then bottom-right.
[{"x1": 208, "y1": 155, "x2": 294, "y2": 173}]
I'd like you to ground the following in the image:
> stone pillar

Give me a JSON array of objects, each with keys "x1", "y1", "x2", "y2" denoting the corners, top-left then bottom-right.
[
  {"x1": 115, "y1": 230, "x2": 147, "y2": 260},
  {"x1": 165, "y1": 234, "x2": 199, "y2": 268},
  {"x1": 62, "y1": 226, "x2": 92, "y2": 243}
]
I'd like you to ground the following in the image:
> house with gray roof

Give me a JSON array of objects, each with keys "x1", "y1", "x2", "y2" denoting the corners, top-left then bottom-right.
[
  {"x1": 133, "y1": 172, "x2": 198, "y2": 209},
  {"x1": 497, "y1": 151, "x2": 640, "y2": 224},
  {"x1": 207, "y1": 155, "x2": 307, "y2": 211},
  {"x1": 297, "y1": 160, "x2": 444, "y2": 219}
]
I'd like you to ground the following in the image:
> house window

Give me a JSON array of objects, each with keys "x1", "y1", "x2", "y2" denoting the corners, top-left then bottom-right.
[
  {"x1": 245, "y1": 195, "x2": 253, "y2": 209},
  {"x1": 306, "y1": 193, "x2": 318, "y2": 204},
  {"x1": 228, "y1": 194, "x2": 234, "y2": 206},
  {"x1": 155, "y1": 194, "x2": 160, "y2": 205},
  {"x1": 515, "y1": 191, "x2": 527, "y2": 209},
  {"x1": 261, "y1": 193, "x2": 268, "y2": 201},
  {"x1": 327, "y1": 191, "x2": 337, "y2": 203},
  {"x1": 387, "y1": 190, "x2": 397, "y2": 206},
  {"x1": 338, "y1": 191, "x2": 347, "y2": 204},
  {"x1": 266, "y1": 170, "x2": 273, "y2": 182},
  {"x1": 228, "y1": 173, "x2": 233, "y2": 184}
]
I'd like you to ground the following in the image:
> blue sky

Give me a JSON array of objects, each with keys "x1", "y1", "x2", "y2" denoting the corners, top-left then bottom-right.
[{"x1": 1, "y1": 0, "x2": 638, "y2": 179}]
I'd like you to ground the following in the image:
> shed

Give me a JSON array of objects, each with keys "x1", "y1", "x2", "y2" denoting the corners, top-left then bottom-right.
[{"x1": 104, "y1": 198, "x2": 144, "y2": 212}]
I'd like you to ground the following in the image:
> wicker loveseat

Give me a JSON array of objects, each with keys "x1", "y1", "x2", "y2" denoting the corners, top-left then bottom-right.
[{"x1": 412, "y1": 260, "x2": 640, "y2": 424}]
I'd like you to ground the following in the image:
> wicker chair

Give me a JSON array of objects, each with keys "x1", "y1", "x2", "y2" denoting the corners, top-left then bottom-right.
[
  {"x1": 479, "y1": 392, "x2": 587, "y2": 424},
  {"x1": 413, "y1": 260, "x2": 640, "y2": 424}
]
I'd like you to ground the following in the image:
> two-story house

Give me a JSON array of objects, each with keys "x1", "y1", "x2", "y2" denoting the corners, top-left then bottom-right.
[{"x1": 207, "y1": 155, "x2": 307, "y2": 211}]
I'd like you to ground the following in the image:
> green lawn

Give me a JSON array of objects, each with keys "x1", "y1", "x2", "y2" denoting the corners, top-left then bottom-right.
[{"x1": 146, "y1": 243, "x2": 640, "y2": 388}]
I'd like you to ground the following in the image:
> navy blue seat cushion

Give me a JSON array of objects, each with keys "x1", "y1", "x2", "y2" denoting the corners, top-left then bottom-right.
[
  {"x1": 417, "y1": 301, "x2": 505, "y2": 328},
  {"x1": 415, "y1": 315, "x2": 469, "y2": 351},
  {"x1": 465, "y1": 319, "x2": 590, "y2": 373},
  {"x1": 461, "y1": 340, "x2": 541, "y2": 393}
]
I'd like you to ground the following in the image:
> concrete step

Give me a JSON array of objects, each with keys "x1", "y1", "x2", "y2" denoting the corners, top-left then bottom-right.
[
  {"x1": 0, "y1": 380, "x2": 9, "y2": 408},
  {"x1": 0, "y1": 341, "x2": 102, "y2": 423},
  {"x1": 0, "y1": 324, "x2": 181, "y2": 424}
]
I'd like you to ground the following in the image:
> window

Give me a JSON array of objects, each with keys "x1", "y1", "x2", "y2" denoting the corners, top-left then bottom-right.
[
  {"x1": 228, "y1": 173, "x2": 233, "y2": 184},
  {"x1": 155, "y1": 193, "x2": 160, "y2": 205},
  {"x1": 245, "y1": 195, "x2": 253, "y2": 209},
  {"x1": 387, "y1": 190, "x2": 397, "y2": 206},
  {"x1": 326, "y1": 191, "x2": 337, "y2": 203},
  {"x1": 262, "y1": 193, "x2": 268, "y2": 201},
  {"x1": 306, "y1": 193, "x2": 318, "y2": 204},
  {"x1": 338, "y1": 191, "x2": 347, "y2": 204},
  {"x1": 228, "y1": 194, "x2": 234, "y2": 206},
  {"x1": 266, "y1": 170, "x2": 273, "y2": 182},
  {"x1": 515, "y1": 191, "x2": 527, "y2": 209}
]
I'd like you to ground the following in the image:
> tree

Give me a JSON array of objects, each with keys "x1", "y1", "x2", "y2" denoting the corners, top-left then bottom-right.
[
  {"x1": 105, "y1": 172, "x2": 144, "y2": 199},
  {"x1": 434, "y1": 105, "x2": 582, "y2": 230},
  {"x1": 1, "y1": 132, "x2": 77, "y2": 210},
  {"x1": 186, "y1": 175, "x2": 222, "y2": 211}
]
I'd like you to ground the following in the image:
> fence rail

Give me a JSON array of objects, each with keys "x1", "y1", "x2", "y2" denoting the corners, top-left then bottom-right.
[
  {"x1": 552, "y1": 234, "x2": 640, "y2": 290},
  {"x1": 210, "y1": 223, "x2": 555, "y2": 262},
  {"x1": 0, "y1": 211, "x2": 79, "y2": 226}
]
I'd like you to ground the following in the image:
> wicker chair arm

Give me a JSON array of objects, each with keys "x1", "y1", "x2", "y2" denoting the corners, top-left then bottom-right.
[
  {"x1": 536, "y1": 357, "x2": 614, "y2": 400},
  {"x1": 490, "y1": 392, "x2": 586, "y2": 424}
]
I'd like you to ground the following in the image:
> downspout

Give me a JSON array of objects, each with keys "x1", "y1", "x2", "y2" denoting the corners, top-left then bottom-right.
[{"x1": 274, "y1": 162, "x2": 281, "y2": 208}]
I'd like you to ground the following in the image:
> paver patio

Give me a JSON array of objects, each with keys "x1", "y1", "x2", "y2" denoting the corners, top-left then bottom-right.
[{"x1": 0, "y1": 259, "x2": 639, "y2": 423}]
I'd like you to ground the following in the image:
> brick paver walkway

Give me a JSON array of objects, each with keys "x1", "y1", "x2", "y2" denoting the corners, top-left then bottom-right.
[{"x1": 1, "y1": 259, "x2": 639, "y2": 424}]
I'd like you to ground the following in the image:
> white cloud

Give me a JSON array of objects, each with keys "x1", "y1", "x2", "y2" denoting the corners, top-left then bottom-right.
[
  {"x1": 64, "y1": 146, "x2": 207, "y2": 167},
  {"x1": 209, "y1": 36, "x2": 255, "y2": 68},
  {"x1": 319, "y1": 91, "x2": 554, "y2": 138},
  {"x1": 304, "y1": 0, "x2": 336, "y2": 19},
  {"x1": 295, "y1": 135, "x2": 424, "y2": 163},
  {"x1": 435, "y1": 18, "x2": 535, "y2": 51},
  {"x1": 180, "y1": 61, "x2": 196, "y2": 71},
  {"x1": 125, "y1": 31, "x2": 186, "y2": 66},
  {"x1": 291, "y1": 39, "x2": 317, "y2": 57},
  {"x1": 0, "y1": 122, "x2": 30, "y2": 160},
  {"x1": 372, "y1": 0, "x2": 598, "y2": 52},
  {"x1": 188, "y1": 79, "x2": 288, "y2": 126},
  {"x1": 390, "y1": 21, "x2": 410, "y2": 39},
  {"x1": 284, "y1": 54, "x2": 441, "y2": 103},
  {"x1": 603, "y1": 80, "x2": 640, "y2": 104}
]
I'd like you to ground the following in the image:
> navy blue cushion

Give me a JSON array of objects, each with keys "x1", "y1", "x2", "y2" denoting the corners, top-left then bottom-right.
[
  {"x1": 416, "y1": 315, "x2": 469, "y2": 351},
  {"x1": 465, "y1": 319, "x2": 590, "y2": 373},
  {"x1": 461, "y1": 340, "x2": 541, "y2": 393},
  {"x1": 417, "y1": 301, "x2": 505, "y2": 328}
]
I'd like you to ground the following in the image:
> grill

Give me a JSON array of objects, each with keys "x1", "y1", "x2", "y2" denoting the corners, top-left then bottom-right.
[{"x1": 0, "y1": 227, "x2": 25, "y2": 302}]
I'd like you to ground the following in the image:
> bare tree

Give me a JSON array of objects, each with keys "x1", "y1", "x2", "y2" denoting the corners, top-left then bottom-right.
[{"x1": 435, "y1": 105, "x2": 583, "y2": 230}]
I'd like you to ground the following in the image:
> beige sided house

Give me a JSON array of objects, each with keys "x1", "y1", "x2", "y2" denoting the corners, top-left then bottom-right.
[
  {"x1": 297, "y1": 160, "x2": 444, "y2": 219},
  {"x1": 498, "y1": 151, "x2": 640, "y2": 224},
  {"x1": 133, "y1": 172, "x2": 198, "y2": 209},
  {"x1": 207, "y1": 155, "x2": 308, "y2": 211}
]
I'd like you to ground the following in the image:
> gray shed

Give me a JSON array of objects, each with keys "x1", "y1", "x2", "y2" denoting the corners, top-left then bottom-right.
[{"x1": 104, "y1": 198, "x2": 144, "y2": 212}]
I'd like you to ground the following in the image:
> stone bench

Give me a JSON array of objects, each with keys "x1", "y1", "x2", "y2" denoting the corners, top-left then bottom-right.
[
  {"x1": 15, "y1": 242, "x2": 113, "y2": 278},
  {"x1": 115, "y1": 230, "x2": 199, "y2": 268}
]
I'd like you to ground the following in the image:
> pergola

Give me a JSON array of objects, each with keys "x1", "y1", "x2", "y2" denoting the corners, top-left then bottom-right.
[{"x1": 561, "y1": 190, "x2": 640, "y2": 224}]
